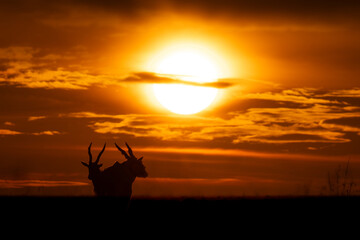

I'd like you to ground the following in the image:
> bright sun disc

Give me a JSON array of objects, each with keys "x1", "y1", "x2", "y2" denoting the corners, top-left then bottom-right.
[{"x1": 152, "y1": 45, "x2": 220, "y2": 115}]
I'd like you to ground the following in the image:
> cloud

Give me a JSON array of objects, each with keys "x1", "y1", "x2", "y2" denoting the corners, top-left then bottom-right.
[
  {"x1": 59, "y1": 112, "x2": 126, "y2": 119},
  {"x1": 1, "y1": 1, "x2": 359, "y2": 92},
  {"x1": 0, "y1": 179, "x2": 88, "y2": 189},
  {"x1": 0, "y1": 46, "x2": 236, "y2": 90},
  {"x1": 0, "y1": 128, "x2": 61, "y2": 136},
  {"x1": 0, "y1": 129, "x2": 22, "y2": 135},
  {"x1": 1, "y1": 65, "x2": 234, "y2": 89},
  {"x1": 0, "y1": 50, "x2": 235, "y2": 90},
  {"x1": 123, "y1": 72, "x2": 235, "y2": 88},
  {"x1": 28, "y1": 116, "x2": 47, "y2": 121},
  {"x1": 57, "y1": 88, "x2": 360, "y2": 145},
  {"x1": 319, "y1": 88, "x2": 360, "y2": 98},
  {"x1": 1, "y1": 67, "x2": 95, "y2": 89},
  {"x1": 32, "y1": 130, "x2": 61, "y2": 136},
  {"x1": 242, "y1": 88, "x2": 342, "y2": 106},
  {"x1": 321, "y1": 117, "x2": 360, "y2": 134},
  {"x1": 323, "y1": 117, "x2": 360, "y2": 128},
  {"x1": 62, "y1": 101, "x2": 358, "y2": 145},
  {"x1": 0, "y1": 46, "x2": 100, "y2": 89},
  {"x1": 0, "y1": 125, "x2": 62, "y2": 136},
  {"x1": 3, "y1": 85, "x2": 356, "y2": 146},
  {"x1": 4, "y1": 121, "x2": 15, "y2": 126},
  {"x1": 133, "y1": 146, "x2": 348, "y2": 162}
]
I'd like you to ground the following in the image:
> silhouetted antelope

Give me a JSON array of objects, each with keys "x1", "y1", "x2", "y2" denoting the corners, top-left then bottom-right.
[{"x1": 81, "y1": 142, "x2": 148, "y2": 205}]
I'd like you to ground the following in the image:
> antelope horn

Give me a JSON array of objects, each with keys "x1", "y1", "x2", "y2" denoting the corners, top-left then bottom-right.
[
  {"x1": 125, "y1": 142, "x2": 135, "y2": 158},
  {"x1": 115, "y1": 142, "x2": 130, "y2": 160},
  {"x1": 88, "y1": 142, "x2": 93, "y2": 163},
  {"x1": 95, "y1": 143, "x2": 106, "y2": 164}
]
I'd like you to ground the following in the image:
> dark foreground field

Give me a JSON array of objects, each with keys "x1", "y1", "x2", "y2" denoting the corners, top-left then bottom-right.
[
  {"x1": 2, "y1": 196, "x2": 359, "y2": 234},
  {"x1": 2, "y1": 196, "x2": 359, "y2": 217}
]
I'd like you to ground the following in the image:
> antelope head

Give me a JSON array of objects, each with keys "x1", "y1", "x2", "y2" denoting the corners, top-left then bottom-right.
[
  {"x1": 81, "y1": 142, "x2": 106, "y2": 180},
  {"x1": 115, "y1": 142, "x2": 148, "y2": 178}
]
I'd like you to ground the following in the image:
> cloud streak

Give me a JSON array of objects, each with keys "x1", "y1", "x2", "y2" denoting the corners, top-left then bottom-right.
[
  {"x1": 0, "y1": 128, "x2": 61, "y2": 136},
  {"x1": 132, "y1": 147, "x2": 351, "y2": 162},
  {"x1": 0, "y1": 179, "x2": 88, "y2": 189},
  {"x1": 32, "y1": 130, "x2": 61, "y2": 136},
  {"x1": 60, "y1": 88, "x2": 360, "y2": 145},
  {"x1": 122, "y1": 72, "x2": 235, "y2": 88},
  {"x1": 28, "y1": 116, "x2": 47, "y2": 121},
  {"x1": 242, "y1": 88, "x2": 342, "y2": 105},
  {"x1": 0, "y1": 47, "x2": 235, "y2": 90},
  {"x1": 0, "y1": 129, "x2": 21, "y2": 135}
]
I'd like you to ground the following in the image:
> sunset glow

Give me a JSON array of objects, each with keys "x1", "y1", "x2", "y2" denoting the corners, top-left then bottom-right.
[
  {"x1": 151, "y1": 44, "x2": 221, "y2": 114},
  {"x1": 153, "y1": 45, "x2": 220, "y2": 83},
  {"x1": 1, "y1": 0, "x2": 360, "y2": 199},
  {"x1": 153, "y1": 84, "x2": 217, "y2": 114}
]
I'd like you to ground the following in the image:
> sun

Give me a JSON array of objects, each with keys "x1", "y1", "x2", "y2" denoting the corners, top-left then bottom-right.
[{"x1": 150, "y1": 44, "x2": 222, "y2": 115}]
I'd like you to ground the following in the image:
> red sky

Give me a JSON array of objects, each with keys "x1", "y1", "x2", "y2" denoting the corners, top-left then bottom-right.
[{"x1": 0, "y1": 0, "x2": 360, "y2": 196}]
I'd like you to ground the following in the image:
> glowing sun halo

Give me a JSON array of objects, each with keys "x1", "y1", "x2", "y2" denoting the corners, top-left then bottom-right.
[{"x1": 152, "y1": 46, "x2": 220, "y2": 115}]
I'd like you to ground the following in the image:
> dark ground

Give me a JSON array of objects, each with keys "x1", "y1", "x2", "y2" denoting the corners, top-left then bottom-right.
[
  {"x1": 2, "y1": 196, "x2": 359, "y2": 216},
  {"x1": 2, "y1": 196, "x2": 359, "y2": 234}
]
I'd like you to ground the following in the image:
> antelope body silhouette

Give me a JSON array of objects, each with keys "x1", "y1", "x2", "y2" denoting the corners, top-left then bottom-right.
[{"x1": 81, "y1": 142, "x2": 148, "y2": 204}]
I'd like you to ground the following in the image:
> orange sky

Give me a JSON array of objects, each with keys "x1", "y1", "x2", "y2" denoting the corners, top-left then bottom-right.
[{"x1": 0, "y1": 0, "x2": 360, "y2": 197}]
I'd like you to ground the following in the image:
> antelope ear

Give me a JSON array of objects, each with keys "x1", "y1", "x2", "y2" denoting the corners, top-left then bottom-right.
[
  {"x1": 81, "y1": 161, "x2": 89, "y2": 167},
  {"x1": 138, "y1": 157, "x2": 143, "y2": 161}
]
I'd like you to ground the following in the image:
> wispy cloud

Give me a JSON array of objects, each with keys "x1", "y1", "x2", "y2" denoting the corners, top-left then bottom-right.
[
  {"x1": 132, "y1": 147, "x2": 350, "y2": 162},
  {"x1": 0, "y1": 128, "x2": 61, "y2": 136},
  {"x1": 61, "y1": 87, "x2": 360, "y2": 145},
  {"x1": 242, "y1": 88, "x2": 342, "y2": 105},
  {"x1": 1, "y1": 67, "x2": 235, "y2": 90},
  {"x1": 82, "y1": 108, "x2": 356, "y2": 144},
  {"x1": 0, "y1": 129, "x2": 21, "y2": 135},
  {"x1": 0, "y1": 47, "x2": 236, "y2": 90},
  {"x1": 3, "y1": 121, "x2": 15, "y2": 126},
  {"x1": 0, "y1": 179, "x2": 88, "y2": 189},
  {"x1": 6, "y1": 86, "x2": 356, "y2": 146},
  {"x1": 122, "y1": 72, "x2": 235, "y2": 88},
  {"x1": 1, "y1": 67, "x2": 97, "y2": 90},
  {"x1": 28, "y1": 116, "x2": 46, "y2": 121},
  {"x1": 0, "y1": 46, "x2": 101, "y2": 89},
  {"x1": 319, "y1": 88, "x2": 360, "y2": 98},
  {"x1": 32, "y1": 130, "x2": 61, "y2": 136}
]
